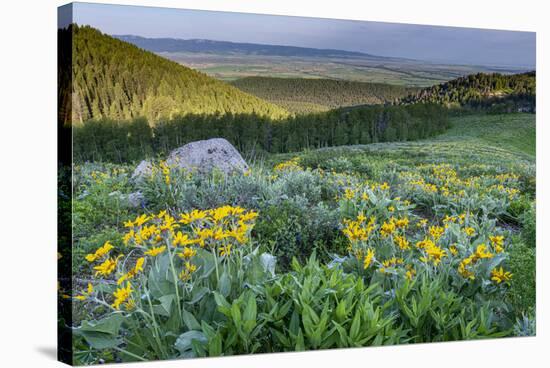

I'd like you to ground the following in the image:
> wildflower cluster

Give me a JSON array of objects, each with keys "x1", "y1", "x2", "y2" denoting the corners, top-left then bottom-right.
[
  {"x1": 78, "y1": 205, "x2": 258, "y2": 311},
  {"x1": 274, "y1": 157, "x2": 302, "y2": 172},
  {"x1": 339, "y1": 187, "x2": 513, "y2": 289}
]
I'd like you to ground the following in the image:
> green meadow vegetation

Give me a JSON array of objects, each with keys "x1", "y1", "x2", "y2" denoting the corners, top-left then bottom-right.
[
  {"x1": 62, "y1": 112, "x2": 535, "y2": 364},
  {"x1": 58, "y1": 24, "x2": 536, "y2": 365}
]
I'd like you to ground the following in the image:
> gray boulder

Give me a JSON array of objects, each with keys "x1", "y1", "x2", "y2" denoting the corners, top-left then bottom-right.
[
  {"x1": 132, "y1": 160, "x2": 153, "y2": 180},
  {"x1": 166, "y1": 138, "x2": 248, "y2": 175}
]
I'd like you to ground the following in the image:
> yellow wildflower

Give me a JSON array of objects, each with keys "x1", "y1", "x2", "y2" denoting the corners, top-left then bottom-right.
[
  {"x1": 85, "y1": 241, "x2": 114, "y2": 263},
  {"x1": 380, "y1": 221, "x2": 396, "y2": 238},
  {"x1": 219, "y1": 244, "x2": 232, "y2": 257},
  {"x1": 344, "y1": 188, "x2": 356, "y2": 200},
  {"x1": 75, "y1": 283, "x2": 94, "y2": 301},
  {"x1": 179, "y1": 209, "x2": 208, "y2": 224},
  {"x1": 179, "y1": 262, "x2": 198, "y2": 281},
  {"x1": 424, "y1": 243, "x2": 447, "y2": 265},
  {"x1": 240, "y1": 210, "x2": 259, "y2": 222},
  {"x1": 405, "y1": 265, "x2": 416, "y2": 280},
  {"x1": 474, "y1": 244, "x2": 493, "y2": 259},
  {"x1": 464, "y1": 227, "x2": 476, "y2": 237},
  {"x1": 491, "y1": 267, "x2": 513, "y2": 284},
  {"x1": 112, "y1": 282, "x2": 133, "y2": 310},
  {"x1": 458, "y1": 256, "x2": 476, "y2": 280},
  {"x1": 144, "y1": 245, "x2": 166, "y2": 257},
  {"x1": 417, "y1": 219, "x2": 428, "y2": 228},
  {"x1": 394, "y1": 235, "x2": 410, "y2": 250},
  {"x1": 429, "y1": 226, "x2": 445, "y2": 241},
  {"x1": 178, "y1": 246, "x2": 197, "y2": 259},
  {"x1": 363, "y1": 248, "x2": 375, "y2": 269},
  {"x1": 489, "y1": 235, "x2": 505, "y2": 253},
  {"x1": 173, "y1": 231, "x2": 198, "y2": 247},
  {"x1": 395, "y1": 217, "x2": 409, "y2": 229},
  {"x1": 93, "y1": 255, "x2": 122, "y2": 277},
  {"x1": 133, "y1": 214, "x2": 150, "y2": 227},
  {"x1": 449, "y1": 244, "x2": 459, "y2": 256}
]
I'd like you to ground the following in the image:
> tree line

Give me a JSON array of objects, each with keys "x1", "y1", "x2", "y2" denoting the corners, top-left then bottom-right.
[{"x1": 73, "y1": 103, "x2": 449, "y2": 163}]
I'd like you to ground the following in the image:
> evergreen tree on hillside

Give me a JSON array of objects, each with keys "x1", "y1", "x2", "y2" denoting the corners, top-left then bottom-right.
[
  {"x1": 400, "y1": 72, "x2": 535, "y2": 112},
  {"x1": 231, "y1": 77, "x2": 418, "y2": 114},
  {"x1": 64, "y1": 25, "x2": 289, "y2": 125}
]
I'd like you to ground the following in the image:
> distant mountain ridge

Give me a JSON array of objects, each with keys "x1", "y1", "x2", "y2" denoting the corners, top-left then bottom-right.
[{"x1": 114, "y1": 34, "x2": 401, "y2": 60}]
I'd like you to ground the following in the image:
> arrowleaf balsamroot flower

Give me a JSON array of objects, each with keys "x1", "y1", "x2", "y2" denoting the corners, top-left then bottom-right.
[
  {"x1": 75, "y1": 283, "x2": 94, "y2": 301},
  {"x1": 144, "y1": 246, "x2": 166, "y2": 257},
  {"x1": 363, "y1": 248, "x2": 375, "y2": 269},
  {"x1": 85, "y1": 241, "x2": 114, "y2": 262},
  {"x1": 94, "y1": 255, "x2": 122, "y2": 277},
  {"x1": 394, "y1": 235, "x2": 410, "y2": 250},
  {"x1": 489, "y1": 235, "x2": 505, "y2": 253},
  {"x1": 491, "y1": 267, "x2": 513, "y2": 284},
  {"x1": 178, "y1": 246, "x2": 196, "y2": 259},
  {"x1": 429, "y1": 226, "x2": 445, "y2": 241},
  {"x1": 117, "y1": 257, "x2": 145, "y2": 285},
  {"x1": 112, "y1": 282, "x2": 133, "y2": 310},
  {"x1": 464, "y1": 227, "x2": 476, "y2": 237}
]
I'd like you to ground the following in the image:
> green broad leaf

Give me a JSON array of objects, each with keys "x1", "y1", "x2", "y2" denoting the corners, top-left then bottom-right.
[
  {"x1": 77, "y1": 331, "x2": 123, "y2": 350},
  {"x1": 335, "y1": 299, "x2": 347, "y2": 322},
  {"x1": 231, "y1": 303, "x2": 242, "y2": 326},
  {"x1": 186, "y1": 287, "x2": 209, "y2": 305},
  {"x1": 80, "y1": 313, "x2": 124, "y2": 336},
  {"x1": 219, "y1": 270, "x2": 231, "y2": 297},
  {"x1": 181, "y1": 307, "x2": 201, "y2": 331},
  {"x1": 77, "y1": 313, "x2": 124, "y2": 349},
  {"x1": 213, "y1": 291, "x2": 232, "y2": 316},
  {"x1": 153, "y1": 294, "x2": 175, "y2": 317},
  {"x1": 349, "y1": 310, "x2": 361, "y2": 340},
  {"x1": 200, "y1": 321, "x2": 217, "y2": 340},
  {"x1": 295, "y1": 329, "x2": 305, "y2": 351},
  {"x1": 243, "y1": 292, "x2": 257, "y2": 325},
  {"x1": 208, "y1": 333, "x2": 223, "y2": 357},
  {"x1": 174, "y1": 331, "x2": 207, "y2": 356},
  {"x1": 272, "y1": 328, "x2": 290, "y2": 347}
]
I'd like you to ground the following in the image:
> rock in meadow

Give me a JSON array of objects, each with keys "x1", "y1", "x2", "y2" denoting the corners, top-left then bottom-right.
[
  {"x1": 131, "y1": 160, "x2": 153, "y2": 180},
  {"x1": 166, "y1": 138, "x2": 249, "y2": 175}
]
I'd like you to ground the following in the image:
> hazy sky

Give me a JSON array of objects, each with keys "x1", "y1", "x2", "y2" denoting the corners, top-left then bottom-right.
[{"x1": 66, "y1": 2, "x2": 536, "y2": 68}]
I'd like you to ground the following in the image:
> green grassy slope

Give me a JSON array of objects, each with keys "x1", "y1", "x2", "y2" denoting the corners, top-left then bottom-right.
[
  {"x1": 273, "y1": 113, "x2": 535, "y2": 170},
  {"x1": 66, "y1": 25, "x2": 289, "y2": 125},
  {"x1": 231, "y1": 76, "x2": 418, "y2": 114},
  {"x1": 436, "y1": 113, "x2": 535, "y2": 157}
]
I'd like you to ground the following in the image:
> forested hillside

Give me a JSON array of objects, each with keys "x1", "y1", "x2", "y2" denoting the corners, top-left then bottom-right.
[
  {"x1": 67, "y1": 25, "x2": 289, "y2": 124},
  {"x1": 231, "y1": 77, "x2": 418, "y2": 114},
  {"x1": 400, "y1": 72, "x2": 535, "y2": 112}
]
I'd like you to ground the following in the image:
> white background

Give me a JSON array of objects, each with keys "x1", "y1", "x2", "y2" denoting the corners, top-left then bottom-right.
[{"x1": 0, "y1": 0, "x2": 547, "y2": 366}]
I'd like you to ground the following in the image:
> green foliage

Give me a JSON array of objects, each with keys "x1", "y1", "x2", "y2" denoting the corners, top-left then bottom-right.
[
  {"x1": 65, "y1": 25, "x2": 288, "y2": 125},
  {"x1": 401, "y1": 72, "x2": 536, "y2": 113},
  {"x1": 68, "y1": 111, "x2": 535, "y2": 363},
  {"x1": 231, "y1": 77, "x2": 418, "y2": 114},
  {"x1": 507, "y1": 241, "x2": 536, "y2": 315},
  {"x1": 435, "y1": 113, "x2": 536, "y2": 157},
  {"x1": 73, "y1": 103, "x2": 450, "y2": 162}
]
